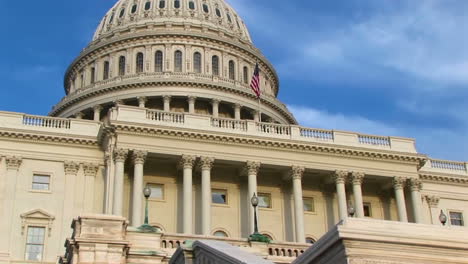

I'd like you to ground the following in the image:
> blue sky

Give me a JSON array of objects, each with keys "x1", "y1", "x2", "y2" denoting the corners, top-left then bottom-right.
[{"x1": 0, "y1": 0, "x2": 467, "y2": 161}]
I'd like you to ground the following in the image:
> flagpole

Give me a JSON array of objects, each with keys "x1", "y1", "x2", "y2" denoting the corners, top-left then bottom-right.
[{"x1": 258, "y1": 97, "x2": 261, "y2": 123}]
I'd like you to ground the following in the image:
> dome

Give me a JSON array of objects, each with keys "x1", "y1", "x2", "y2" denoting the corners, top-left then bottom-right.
[
  {"x1": 93, "y1": 0, "x2": 252, "y2": 43},
  {"x1": 51, "y1": 0, "x2": 297, "y2": 125}
]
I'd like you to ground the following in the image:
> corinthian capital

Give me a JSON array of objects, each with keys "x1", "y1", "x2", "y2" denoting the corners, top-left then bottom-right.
[
  {"x1": 64, "y1": 161, "x2": 80, "y2": 175},
  {"x1": 409, "y1": 178, "x2": 423, "y2": 192},
  {"x1": 198, "y1": 156, "x2": 214, "y2": 171},
  {"x1": 393, "y1": 177, "x2": 407, "y2": 190},
  {"x1": 351, "y1": 172, "x2": 365, "y2": 185},
  {"x1": 290, "y1": 166, "x2": 305, "y2": 180},
  {"x1": 83, "y1": 163, "x2": 99, "y2": 177},
  {"x1": 425, "y1": 195, "x2": 440, "y2": 208},
  {"x1": 179, "y1": 155, "x2": 196, "y2": 170},
  {"x1": 333, "y1": 170, "x2": 348, "y2": 184},
  {"x1": 243, "y1": 161, "x2": 261, "y2": 176},
  {"x1": 132, "y1": 150, "x2": 148, "y2": 165},
  {"x1": 6, "y1": 156, "x2": 22, "y2": 170},
  {"x1": 113, "y1": 149, "x2": 129, "y2": 163}
]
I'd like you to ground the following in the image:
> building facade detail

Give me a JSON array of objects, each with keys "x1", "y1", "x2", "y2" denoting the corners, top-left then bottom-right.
[{"x1": 5, "y1": 156, "x2": 22, "y2": 170}]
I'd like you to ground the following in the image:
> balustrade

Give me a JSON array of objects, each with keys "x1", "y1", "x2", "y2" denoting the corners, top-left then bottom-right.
[
  {"x1": 358, "y1": 134, "x2": 391, "y2": 146},
  {"x1": 211, "y1": 117, "x2": 247, "y2": 131},
  {"x1": 300, "y1": 128, "x2": 334, "y2": 141},
  {"x1": 257, "y1": 122, "x2": 291, "y2": 136},
  {"x1": 431, "y1": 159, "x2": 466, "y2": 171},
  {"x1": 146, "y1": 109, "x2": 185, "y2": 124},
  {"x1": 22, "y1": 115, "x2": 71, "y2": 129}
]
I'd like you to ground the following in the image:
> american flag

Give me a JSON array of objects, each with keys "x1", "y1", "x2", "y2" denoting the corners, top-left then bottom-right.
[{"x1": 250, "y1": 63, "x2": 261, "y2": 98}]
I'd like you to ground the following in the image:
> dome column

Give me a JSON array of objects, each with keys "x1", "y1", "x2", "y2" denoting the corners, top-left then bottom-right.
[
  {"x1": 188, "y1": 96, "x2": 196, "y2": 114},
  {"x1": 163, "y1": 95, "x2": 171, "y2": 112},
  {"x1": 138, "y1": 97, "x2": 147, "y2": 108},
  {"x1": 212, "y1": 99, "x2": 220, "y2": 118},
  {"x1": 234, "y1": 104, "x2": 241, "y2": 120},
  {"x1": 93, "y1": 105, "x2": 102, "y2": 121}
]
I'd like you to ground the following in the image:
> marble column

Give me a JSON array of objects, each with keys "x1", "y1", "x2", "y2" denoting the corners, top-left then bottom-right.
[
  {"x1": 245, "y1": 161, "x2": 260, "y2": 234},
  {"x1": 199, "y1": 157, "x2": 214, "y2": 235},
  {"x1": 351, "y1": 172, "x2": 365, "y2": 218},
  {"x1": 334, "y1": 170, "x2": 348, "y2": 221},
  {"x1": 409, "y1": 178, "x2": 423, "y2": 223},
  {"x1": 188, "y1": 96, "x2": 196, "y2": 114},
  {"x1": 83, "y1": 163, "x2": 99, "y2": 212},
  {"x1": 425, "y1": 195, "x2": 440, "y2": 225},
  {"x1": 93, "y1": 105, "x2": 102, "y2": 121},
  {"x1": 212, "y1": 99, "x2": 220, "y2": 118},
  {"x1": 253, "y1": 110, "x2": 260, "y2": 122},
  {"x1": 113, "y1": 149, "x2": 128, "y2": 216},
  {"x1": 75, "y1": 112, "x2": 84, "y2": 119},
  {"x1": 138, "y1": 96, "x2": 147, "y2": 108},
  {"x1": 393, "y1": 177, "x2": 408, "y2": 222},
  {"x1": 179, "y1": 155, "x2": 196, "y2": 234},
  {"x1": 132, "y1": 150, "x2": 147, "y2": 226},
  {"x1": 234, "y1": 104, "x2": 241, "y2": 120},
  {"x1": 291, "y1": 166, "x2": 305, "y2": 243},
  {"x1": 163, "y1": 95, "x2": 171, "y2": 112}
]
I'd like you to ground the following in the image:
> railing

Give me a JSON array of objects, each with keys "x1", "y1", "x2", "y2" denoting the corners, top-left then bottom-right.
[
  {"x1": 358, "y1": 135, "x2": 391, "y2": 147},
  {"x1": 257, "y1": 122, "x2": 291, "y2": 136},
  {"x1": 146, "y1": 110, "x2": 185, "y2": 124},
  {"x1": 211, "y1": 118, "x2": 247, "y2": 131},
  {"x1": 300, "y1": 128, "x2": 334, "y2": 141},
  {"x1": 431, "y1": 159, "x2": 467, "y2": 171},
  {"x1": 22, "y1": 115, "x2": 71, "y2": 129}
]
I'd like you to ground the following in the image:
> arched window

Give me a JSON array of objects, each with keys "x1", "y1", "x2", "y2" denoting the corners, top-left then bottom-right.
[
  {"x1": 174, "y1": 50, "x2": 182, "y2": 72},
  {"x1": 243, "y1": 66, "x2": 248, "y2": 84},
  {"x1": 103, "y1": 61, "x2": 110, "y2": 80},
  {"x1": 215, "y1": 8, "x2": 221, "y2": 17},
  {"x1": 90, "y1": 67, "x2": 96, "y2": 84},
  {"x1": 118, "y1": 56, "x2": 126, "y2": 76},
  {"x1": 131, "y1": 4, "x2": 138, "y2": 13},
  {"x1": 213, "y1": 230, "x2": 228, "y2": 237},
  {"x1": 119, "y1": 8, "x2": 125, "y2": 18},
  {"x1": 159, "y1": 0, "x2": 166, "y2": 8},
  {"x1": 202, "y1": 4, "x2": 209, "y2": 13},
  {"x1": 136, "y1": 52, "x2": 144, "y2": 73},
  {"x1": 174, "y1": 0, "x2": 180, "y2": 8},
  {"x1": 188, "y1": 1, "x2": 195, "y2": 10},
  {"x1": 228, "y1": 60, "x2": 235, "y2": 80},
  {"x1": 145, "y1": 1, "x2": 152, "y2": 10},
  {"x1": 212, "y1": 55, "x2": 219, "y2": 76},
  {"x1": 306, "y1": 237, "x2": 316, "y2": 244},
  {"x1": 193, "y1": 52, "x2": 201, "y2": 73},
  {"x1": 155, "y1": 51, "x2": 163, "y2": 72}
]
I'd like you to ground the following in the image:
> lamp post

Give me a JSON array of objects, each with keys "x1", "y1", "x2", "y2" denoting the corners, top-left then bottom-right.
[
  {"x1": 439, "y1": 210, "x2": 448, "y2": 226},
  {"x1": 137, "y1": 185, "x2": 159, "y2": 233},
  {"x1": 248, "y1": 193, "x2": 271, "y2": 243},
  {"x1": 348, "y1": 203, "x2": 355, "y2": 218}
]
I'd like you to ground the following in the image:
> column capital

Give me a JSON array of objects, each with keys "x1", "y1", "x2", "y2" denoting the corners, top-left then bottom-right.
[
  {"x1": 290, "y1": 166, "x2": 305, "y2": 180},
  {"x1": 64, "y1": 161, "x2": 80, "y2": 176},
  {"x1": 409, "y1": 178, "x2": 423, "y2": 192},
  {"x1": 93, "y1": 105, "x2": 103, "y2": 111},
  {"x1": 114, "y1": 99, "x2": 124, "y2": 106},
  {"x1": 211, "y1": 98, "x2": 221, "y2": 105},
  {"x1": 179, "y1": 155, "x2": 196, "y2": 170},
  {"x1": 188, "y1": 96, "x2": 197, "y2": 102},
  {"x1": 351, "y1": 171, "x2": 365, "y2": 185},
  {"x1": 6, "y1": 156, "x2": 22, "y2": 170},
  {"x1": 75, "y1": 112, "x2": 84, "y2": 119},
  {"x1": 114, "y1": 149, "x2": 129, "y2": 163},
  {"x1": 243, "y1": 161, "x2": 260, "y2": 176},
  {"x1": 234, "y1": 103, "x2": 242, "y2": 109},
  {"x1": 333, "y1": 170, "x2": 348, "y2": 184},
  {"x1": 163, "y1": 95, "x2": 172, "y2": 101},
  {"x1": 132, "y1": 150, "x2": 148, "y2": 165},
  {"x1": 137, "y1": 96, "x2": 147, "y2": 104},
  {"x1": 83, "y1": 163, "x2": 99, "y2": 177},
  {"x1": 425, "y1": 195, "x2": 440, "y2": 208},
  {"x1": 393, "y1": 176, "x2": 407, "y2": 190},
  {"x1": 198, "y1": 156, "x2": 214, "y2": 171}
]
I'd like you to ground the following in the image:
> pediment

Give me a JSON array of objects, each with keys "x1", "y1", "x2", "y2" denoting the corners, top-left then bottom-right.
[{"x1": 20, "y1": 209, "x2": 55, "y2": 220}]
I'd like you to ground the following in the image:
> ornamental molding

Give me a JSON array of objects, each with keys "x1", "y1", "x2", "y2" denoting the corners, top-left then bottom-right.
[
  {"x1": 409, "y1": 178, "x2": 423, "y2": 191},
  {"x1": 5, "y1": 156, "x2": 22, "y2": 170},
  {"x1": 419, "y1": 173, "x2": 468, "y2": 186},
  {"x1": 351, "y1": 171, "x2": 365, "y2": 185},
  {"x1": 333, "y1": 170, "x2": 348, "y2": 184},
  {"x1": 64, "y1": 161, "x2": 80, "y2": 175},
  {"x1": 425, "y1": 195, "x2": 440, "y2": 208},
  {"x1": 114, "y1": 148, "x2": 129, "y2": 163},
  {"x1": 393, "y1": 177, "x2": 407, "y2": 190},
  {"x1": 243, "y1": 161, "x2": 261, "y2": 176},
  {"x1": 179, "y1": 155, "x2": 196, "y2": 170},
  {"x1": 132, "y1": 150, "x2": 148, "y2": 165},
  {"x1": 198, "y1": 156, "x2": 215, "y2": 171},
  {"x1": 111, "y1": 123, "x2": 425, "y2": 166},
  {"x1": 83, "y1": 163, "x2": 99, "y2": 177},
  {"x1": 0, "y1": 130, "x2": 98, "y2": 147},
  {"x1": 290, "y1": 166, "x2": 305, "y2": 180},
  {"x1": 20, "y1": 209, "x2": 55, "y2": 237}
]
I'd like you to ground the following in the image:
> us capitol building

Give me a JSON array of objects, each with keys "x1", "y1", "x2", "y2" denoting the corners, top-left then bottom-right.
[{"x1": 1, "y1": 0, "x2": 467, "y2": 263}]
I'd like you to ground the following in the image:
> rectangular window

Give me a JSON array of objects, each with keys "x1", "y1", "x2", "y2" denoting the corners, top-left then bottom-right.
[
  {"x1": 148, "y1": 184, "x2": 164, "y2": 199},
  {"x1": 303, "y1": 197, "x2": 315, "y2": 212},
  {"x1": 258, "y1": 193, "x2": 271, "y2": 209},
  {"x1": 364, "y1": 203, "x2": 372, "y2": 217},
  {"x1": 212, "y1": 189, "x2": 227, "y2": 204},
  {"x1": 449, "y1": 211, "x2": 464, "y2": 226},
  {"x1": 32, "y1": 175, "x2": 50, "y2": 191},
  {"x1": 25, "y1": 227, "x2": 45, "y2": 261}
]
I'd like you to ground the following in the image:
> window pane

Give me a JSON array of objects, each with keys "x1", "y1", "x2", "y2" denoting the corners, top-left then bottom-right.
[
  {"x1": 364, "y1": 203, "x2": 372, "y2": 217},
  {"x1": 174, "y1": 0, "x2": 180, "y2": 9},
  {"x1": 212, "y1": 189, "x2": 227, "y2": 204},
  {"x1": 212, "y1": 56, "x2": 219, "y2": 76},
  {"x1": 305, "y1": 237, "x2": 315, "y2": 244},
  {"x1": 215, "y1": 8, "x2": 221, "y2": 17},
  {"x1": 159, "y1": 0, "x2": 166, "y2": 8},
  {"x1": 213, "y1": 231, "x2": 228, "y2": 237},
  {"x1": 450, "y1": 212, "x2": 464, "y2": 226},
  {"x1": 145, "y1": 2, "x2": 152, "y2": 10},
  {"x1": 26, "y1": 227, "x2": 45, "y2": 261},
  {"x1": 119, "y1": 9, "x2": 125, "y2": 18},
  {"x1": 131, "y1": 4, "x2": 138, "y2": 13},
  {"x1": 193, "y1": 52, "x2": 201, "y2": 73},
  {"x1": 148, "y1": 184, "x2": 164, "y2": 199},
  {"x1": 243, "y1": 66, "x2": 248, "y2": 84},
  {"x1": 202, "y1": 4, "x2": 209, "y2": 13},
  {"x1": 303, "y1": 197, "x2": 314, "y2": 212},
  {"x1": 103, "y1": 61, "x2": 110, "y2": 80},
  {"x1": 228, "y1": 60, "x2": 235, "y2": 80},
  {"x1": 174, "y1": 50, "x2": 182, "y2": 72},
  {"x1": 189, "y1": 1, "x2": 195, "y2": 10},
  {"x1": 136, "y1": 52, "x2": 144, "y2": 73},
  {"x1": 258, "y1": 193, "x2": 271, "y2": 208},
  {"x1": 33, "y1": 175, "x2": 50, "y2": 184},
  {"x1": 155, "y1": 51, "x2": 163, "y2": 72},
  {"x1": 227, "y1": 13, "x2": 232, "y2": 23},
  {"x1": 90, "y1": 67, "x2": 95, "y2": 84},
  {"x1": 119, "y1": 56, "x2": 126, "y2": 76}
]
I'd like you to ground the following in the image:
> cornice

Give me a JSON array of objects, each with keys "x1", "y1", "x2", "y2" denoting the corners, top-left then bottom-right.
[
  {"x1": 419, "y1": 173, "x2": 468, "y2": 186},
  {"x1": 0, "y1": 129, "x2": 98, "y2": 147},
  {"x1": 111, "y1": 122, "x2": 425, "y2": 165}
]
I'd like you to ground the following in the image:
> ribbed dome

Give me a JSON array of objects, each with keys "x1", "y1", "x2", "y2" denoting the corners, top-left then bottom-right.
[{"x1": 93, "y1": 0, "x2": 252, "y2": 43}]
